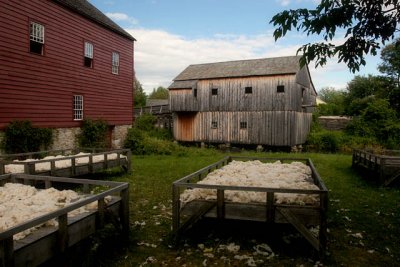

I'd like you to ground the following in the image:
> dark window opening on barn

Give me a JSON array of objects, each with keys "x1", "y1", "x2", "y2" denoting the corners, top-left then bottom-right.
[
  {"x1": 112, "y1": 52, "x2": 119, "y2": 74},
  {"x1": 245, "y1": 87, "x2": 252, "y2": 94},
  {"x1": 277, "y1": 85, "x2": 285, "y2": 93},
  {"x1": 84, "y1": 42, "x2": 93, "y2": 68},
  {"x1": 30, "y1": 22, "x2": 44, "y2": 55},
  {"x1": 193, "y1": 88, "x2": 197, "y2": 98},
  {"x1": 211, "y1": 121, "x2": 218, "y2": 128},
  {"x1": 240, "y1": 121, "x2": 247, "y2": 129},
  {"x1": 73, "y1": 95, "x2": 83, "y2": 120},
  {"x1": 211, "y1": 88, "x2": 218, "y2": 95}
]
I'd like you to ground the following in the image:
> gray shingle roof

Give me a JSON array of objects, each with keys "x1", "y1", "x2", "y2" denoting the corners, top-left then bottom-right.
[
  {"x1": 53, "y1": 0, "x2": 136, "y2": 41},
  {"x1": 169, "y1": 80, "x2": 198, "y2": 89},
  {"x1": 173, "y1": 56, "x2": 302, "y2": 81}
]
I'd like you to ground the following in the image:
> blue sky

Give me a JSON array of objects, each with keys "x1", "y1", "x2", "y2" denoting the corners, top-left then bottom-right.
[{"x1": 89, "y1": 0, "x2": 382, "y2": 93}]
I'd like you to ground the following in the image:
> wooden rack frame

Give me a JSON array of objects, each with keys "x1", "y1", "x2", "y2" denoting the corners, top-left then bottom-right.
[
  {"x1": 172, "y1": 156, "x2": 328, "y2": 256},
  {"x1": 0, "y1": 174, "x2": 129, "y2": 267},
  {"x1": 352, "y1": 149, "x2": 400, "y2": 186},
  {"x1": 0, "y1": 148, "x2": 131, "y2": 177}
]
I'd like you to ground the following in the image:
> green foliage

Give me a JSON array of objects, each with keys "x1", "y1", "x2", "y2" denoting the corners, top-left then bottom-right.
[
  {"x1": 124, "y1": 114, "x2": 174, "y2": 155},
  {"x1": 316, "y1": 87, "x2": 346, "y2": 116},
  {"x1": 270, "y1": 0, "x2": 399, "y2": 72},
  {"x1": 345, "y1": 99, "x2": 399, "y2": 149},
  {"x1": 378, "y1": 38, "x2": 400, "y2": 84},
  {"x1": 306, "y1": 130, "x2": 342, "y2": 153},
  {"x1": 134, "y1": 78, "x2": 147, "y2": 107},
  {"x1": 78, "y1": 118, "x2": 108, "y2": 148},
  {"x1": 2, "y1": 120, "x2": 53, "y2": 153},
  {"x1": 148, "y1": 86, "x2": 169, "y2": 99},
  {"x1": 134, "y1": 114, "x2": 157, "y2": 132}
]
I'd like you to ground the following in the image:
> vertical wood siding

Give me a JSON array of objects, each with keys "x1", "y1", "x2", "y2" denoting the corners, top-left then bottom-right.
[
  {"x1": 170, "y1": 75, "x2": 309, "y2": 112},
  {"x1": 173, "y1": 111, "x2": 312, "y2": 146},
  {"x1": 0, "y1": 0, "x2": 134, "y2": 129}
]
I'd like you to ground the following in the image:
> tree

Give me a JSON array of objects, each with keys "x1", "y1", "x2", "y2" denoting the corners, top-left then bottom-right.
[
  {"x1": 134, "y1": 78, "x2": 147, "y2": 107},
  {"x1": 378, "y1": 38, "x2": 400, "y2": 84},
  {"x1": 271, "y1": 0, "x2": 400, "y2": 72},
  {"x1": 148, "y1": 86, "x2": 169, "y2": 99},
  {"x1": 317, "y1": 87, "x2": 346, "y2": 115}
]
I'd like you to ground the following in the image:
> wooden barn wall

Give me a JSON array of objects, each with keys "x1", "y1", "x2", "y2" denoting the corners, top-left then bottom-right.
[
  {"x1": 0, "y1": 0, "x2": 134, "y2": 129},
  {"x1": 173, "y1": 111, "x2": 313, "y2": 146},
  {"x1": 170, "y1": 75, "x2": 311, "y2": 113},
  {"x1": 169, "y1": 89, "x2": 199, "y2": 111}
]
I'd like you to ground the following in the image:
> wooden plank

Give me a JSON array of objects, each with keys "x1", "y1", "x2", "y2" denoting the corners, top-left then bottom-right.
[{"x1": 277, "y1": 207, "x2": 320, "y2": 251}]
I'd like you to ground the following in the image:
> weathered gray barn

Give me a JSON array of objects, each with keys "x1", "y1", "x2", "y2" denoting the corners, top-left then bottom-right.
[{"x1": 168, "y1": 56, "x2": 317, "y2": 147}]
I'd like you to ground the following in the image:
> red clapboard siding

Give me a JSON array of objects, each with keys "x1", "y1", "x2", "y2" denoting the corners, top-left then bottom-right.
[{"x1": 0, "y1": 0, "x2": 134, "y2": 129}]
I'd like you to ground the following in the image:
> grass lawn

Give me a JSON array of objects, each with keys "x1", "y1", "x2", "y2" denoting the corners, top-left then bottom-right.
[{"x1": 78, "y1": 149, "x2": 400, "y2": 266}]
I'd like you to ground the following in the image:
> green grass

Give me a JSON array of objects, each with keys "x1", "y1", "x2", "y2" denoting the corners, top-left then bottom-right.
[{"x1": 77, "y1": 149, "x2": 400, "y2": 266}]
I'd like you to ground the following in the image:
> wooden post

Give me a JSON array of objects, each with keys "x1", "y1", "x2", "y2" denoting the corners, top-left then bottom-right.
[
  {"x1": 0, "y1": 237, "x2": 14, "y2": 267},
  {"x1": 266, "y1": 192, "x2": 275, "y2": 222},
  {"x1": 97, "y1": 198, "x2": 105, "y2": 229},
  {"x1": 0, "y1": 162, "x2": 4, "y2": 175},
  {"x1": 57, "y1": 214, "x2": 68, "y2": 253},
  {"x1": 50, "y1": 160, "x2": 56, "y2": 176},
  {"x1": 71, "y1": 157, "x2": 76, "y2": 177},
  {"x1": 172, "y1": 185, "x2": 181, "y2": 233},
  {"x1": 119, "y1": 187, "x2": 130, "y2": 243},
  {"x1": 126, "y1": 150, "x2": 132, "y2": 173},
  {"x1": 319, "y1": 192, "x2": 328, "y2": 258},
  {"x1": 217, "y1": 189, "x2": 225, "y2": 219},
  {"x1": 89, "y1": 155, "x2": 93, "y2": 174}
]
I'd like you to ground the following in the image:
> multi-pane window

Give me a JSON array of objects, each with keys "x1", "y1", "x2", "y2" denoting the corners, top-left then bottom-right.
[
  {"x1": 211, "y1": 121, "x2": 218, "y2": 129},
  {"x1": 112, "y1": 52, "x2": 119, "y2": 74},
  {"x1": 30, "y1": 22, "x2": 44, "y2": 55},
  {"x1": 240, "y1": 121, "x2": 247, "y2": 129},
  {"x1": 211, "y1": 88, "x2": 218, "y2": 95},
  {"x1": 73, "y1": 95, "x2": 83, "y2": 120},
  {"x1": 277, "y1": 85, "x2": 285, "y2": 93},
  {"x1": 84, "y1": 42, "x2": 93, "y2": 68},
  {"x1": 245, "y1": 87, "x2": 252, "y2": 94}
]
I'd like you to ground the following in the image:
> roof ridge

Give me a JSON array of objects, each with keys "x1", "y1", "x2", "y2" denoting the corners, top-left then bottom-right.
[{"x1": 186, "y1": 55, "x2": 301, "y2": 67}]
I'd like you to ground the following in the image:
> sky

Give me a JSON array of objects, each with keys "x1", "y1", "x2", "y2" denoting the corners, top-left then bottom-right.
[{"x1": 89, "y1": 0, "x2": 382, "y2": 94}]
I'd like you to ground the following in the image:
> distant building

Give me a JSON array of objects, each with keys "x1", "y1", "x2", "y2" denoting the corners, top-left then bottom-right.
[
  {"x1": 0, "y1": 0, "x2": 136, "y2": 150},
  {"x1": 168, "y1": 56, "x2": 316, "y2": 147}
]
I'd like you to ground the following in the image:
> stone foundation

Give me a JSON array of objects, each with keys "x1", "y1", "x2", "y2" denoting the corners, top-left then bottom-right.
[
  {"x1": 51, "y1": 127, "x2": 81, "y2": 150},
  {"x1": 111, "y1": 125, "x2": 131, "y2": 149},
  {"x1": 0, "y1": 125, "x2": 132, "y2": 154}
]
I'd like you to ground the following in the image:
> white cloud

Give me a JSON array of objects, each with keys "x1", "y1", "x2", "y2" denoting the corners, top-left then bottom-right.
[
  {"x1": 128, "y1": 28, "x2": 302, "y2": 93},
  {"x1": 126, "y1": 27, "x2": 379, "y2": 94},
  {"x1": 276, "y1": 0, "x2": 320, "y2": 6},
  {"x1": 106, "y1": 12, "x2": 138, "y2": 26}
]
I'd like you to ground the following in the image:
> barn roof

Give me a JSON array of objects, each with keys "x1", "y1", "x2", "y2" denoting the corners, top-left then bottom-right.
[
  {"x1": 53, "y1": 0, "x2": 136, "y2": 41},
  {"x1": 172, "y1": 56, "x2": 302, "y2": 83}
]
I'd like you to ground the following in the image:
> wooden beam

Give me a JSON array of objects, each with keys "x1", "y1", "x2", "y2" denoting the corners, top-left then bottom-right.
[{"x1": 277, "y1": 207, "x2": 320, "y2": 251}]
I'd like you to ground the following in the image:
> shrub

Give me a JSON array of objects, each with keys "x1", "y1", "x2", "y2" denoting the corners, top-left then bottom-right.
[
  {"x1": 78, "y1": 118, "x2": 108, "y2": 148},
  {"x1": 2, "y1": 120, "x2": 53, "y2": 153},
  {"x1": 306, "y1": 130, "x2": 342, "y2": 153}
]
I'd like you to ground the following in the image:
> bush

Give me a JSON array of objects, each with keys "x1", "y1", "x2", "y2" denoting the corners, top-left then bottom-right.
[
  {"x1": 2, "y1": 120, "x2": 53, "y2": 153},
  {"x1": 78, "y1": 118, "x2": 108, "y2": 148},
  {"x1": 306, "y1": 130, "x2": 342, "y2": 153},
  {"x1": 124, "y1": 114, "x2": 176, "y2": 155}
]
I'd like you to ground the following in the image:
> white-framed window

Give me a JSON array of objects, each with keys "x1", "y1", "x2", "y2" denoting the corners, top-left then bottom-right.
[
  {"x1": 112, "y1": 52, "x2": 119, "y2": 74},
  {"x1": 30, "y1": 22, "x2": 44, "y2": 55},
  {"x1": 84, "y1": 42, "x2": 93, "y2": 68},
  {"x1": 73, "y1": 95, "x2": 83, "y2": 120}
]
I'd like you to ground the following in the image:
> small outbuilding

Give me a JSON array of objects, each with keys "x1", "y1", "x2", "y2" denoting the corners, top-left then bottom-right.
[{"x1": 168, "y1": 56, "x2": 317, "y2": 147}]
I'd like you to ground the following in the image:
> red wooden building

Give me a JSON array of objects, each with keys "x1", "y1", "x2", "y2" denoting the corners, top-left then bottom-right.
[{"x1": 0, "y1": 0, "x2": 135, "y2": 149}]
